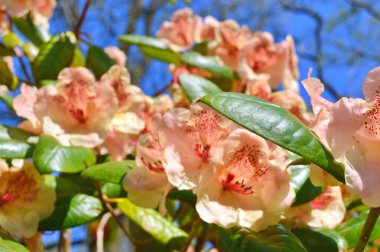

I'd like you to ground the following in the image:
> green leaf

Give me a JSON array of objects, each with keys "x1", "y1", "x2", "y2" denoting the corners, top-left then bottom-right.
[
  {"x1": 0, "y1": 43, "x2": 16, "y2": 56},
  {"x1": 71, "y1": 46, "x2": 86, "y2": 67},
  {"x1": 199, "y1": 92, "x2": 345, "y2": 183},
  {"x1": 33, "y1": 135, "x2": 96, "y2": 173},
  {"x1": 0, "y1": 238, "x2": 28, "y2": 252},
  {"x1": 181, "y1": 52, "x2": 238, "y2": 80},
  {"x1": 0, "y1": 126, "x2": 33, "y2": 158},
  {"x1": 289, "y1": 164, "x2": 310, "y2": 193},
  {"x1": 179, "y1": 74, "x2": 222, "y2": 102},
  {"x1": 12, "y1": 16, "x2": 50, "y2": 46},
  {"x1": 33, "y1": 32, "x2": 76, "y2": 84},
  {"x1": 293, "y1": 178, "x2": 322, "y2": 206},
  {"x1": 86, "y1": 45, "x2": 114, "y2": 79},
  {"x1": 292, "y1": 228, "x2": 340, "y2": 252},
  {"x1": 39, "y1": 175, "x2": 103, "y2": 230},
  {"x1": 168, "y1": 190, "x2": 197, "y2": 206},
  {"x1": 193, "y1": 41, "x2": 209, "y2": 55},
  {"x1": 315, "y1": 228, "x2": 348, "y2": 250},
  {"x1": 336, "y1": 211, "x2": 380, "y2": 248},
  {"x1": 0, "y1": 60, "x2": 17, "y2": 90},
  {"x1": 2, "y1": 32, "x2": 22, "y2": 48},
  {"x1": 118, "y1": 199, "x2": 188, "y2": 246},
  {"x1": 119, "y1": 34, "x2": 181, "y2": 65},
  {"x1": 81, "y1": 160, "x2": 135, "y2": 184},
  {"x1": 219, "y1": 225, "x2": 307, "y2": 252}
]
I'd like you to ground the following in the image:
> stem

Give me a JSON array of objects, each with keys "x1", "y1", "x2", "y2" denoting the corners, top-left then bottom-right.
[
  {"x1": 96, "y1": 212, "x2": 112, "y2": 252},
  {"x1": 354, "y1": 207, "x2": 380, "y2": 252},
  {"x1": 180, "y1": 217, "x2": 201, "y2": 252},
  {"x1": 74, "y1": 0, "x2": 92, "y2": 37},
  {"x1": 94, "y1": 181, "x2": 148, "y2": 246}
]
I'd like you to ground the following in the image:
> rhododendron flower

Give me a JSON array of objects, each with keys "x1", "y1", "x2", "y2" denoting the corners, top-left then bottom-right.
[
  {"x1": 157, "y1": 8, "x2": 202, "y2": 51},
  {"x1": 123, "y1": 122, "x2": 171, "y2": 212},
  {"x1": 200, "y1": 16, "x2": 219, "y2": 41},
  {"x1": 0, "y1": 5, "x2": 8, "y2": 35},
  {"x1": 0, "y1": 159, "x2": 56, "y2": 238},
  {"x1": 14, "y1": 67, "x2": 118, "y2": 148},
  {"x1": 286, "y1": 187, "x2": 345, "y2": 229},
  {"x1": 195, "y1": 129, "x2": 294, "y2": 231},
  {"x1": 207, "y1": 19, "x2": 251, "y2": 69},
  {"x1": 238, "y1": 32, "x2": 298, "y2": 89},
  {"x1": 104, "y1": 46, "x2": 127, "y2": 66},
  {"x1": 325, "y1": 67, "x2": 380, "y2": 207},
  {"x1": 158, "y1": 104, "x2": 234, "y2": 190}
]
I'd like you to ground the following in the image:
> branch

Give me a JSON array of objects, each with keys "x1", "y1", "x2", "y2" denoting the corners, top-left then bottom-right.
[
  {"x1": 354, "y1": 207, "x2": 380, "y2": 252},
  {"x1": 280, "y1": 0, "x2": 340, "y2": 100},
  {"x1": 348, "y1": 0, "x2": 380, "y2": 21},
  {"x1": 74, "y1": 0, "x2": 92, "y2": 37},
  {"x1": 180, "y1": 217, "x2": 201, "y2": 252}
]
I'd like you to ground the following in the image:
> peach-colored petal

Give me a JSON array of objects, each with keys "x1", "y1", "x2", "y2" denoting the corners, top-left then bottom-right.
[
  {"x1": 104, "y1": 46, "x2": 127, "y2": 66},
  {"x1": 363, "y1": 66, "x2": 380, "y2": 102},
  {"x1": 14, "y1": 84, "x2": 39, "y2": 128}
]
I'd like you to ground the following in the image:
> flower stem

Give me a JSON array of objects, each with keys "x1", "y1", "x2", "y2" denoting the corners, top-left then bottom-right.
[{"x1": 354, "y1": 207, "x2": 380, "y2": 252}]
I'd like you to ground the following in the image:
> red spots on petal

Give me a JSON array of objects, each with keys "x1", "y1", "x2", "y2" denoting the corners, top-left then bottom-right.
[
  {"x1": 310, "y1": 188, "x2": 334, "y2": 209},
  {"x1": 69, "y1": 108, "x2": 87, "y2": 123},
  {"x1": 0, "y1": 192, "x2": 14, "y2": 206},
  {"x1": 221, "y1": 173, "x2": 253, "y2": 195},
  {"x1": 194, "y1": 144, "x2": 210, "y2": 161},
  {"x1": 141, "y1": 157, "x2": 165, "y2": 173},
  {"x1": 365, "y1": 89, "x2": 380, "y2": 135}
]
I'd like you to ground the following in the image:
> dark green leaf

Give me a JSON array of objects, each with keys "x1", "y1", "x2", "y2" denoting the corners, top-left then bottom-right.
[
  {"x1": 0, "y1": 43, "x2": 16, "y2": 56},
  {"x1": 293, "y1": 178, "x2": 322, "y2": 206},
  {"x1": 336, "y1": 211, "x2": 380, "y2": 248},
  {"x1": 193, "y1": 41, "x2": 209, "y2": 55},
  {"x1": 12, "y1": 16, "x2": 50, "y2": 46},
  {"x1": 39, "y1": 175, "x2": 103, "y2": 230},
  {"x1": 199, "y1": 92, "x2": 345, "y2": 183},
  {"x1": 81, "y1": 160, "x2": 135, "y2": 184},
  {"x1": 86, "y1": 45, "x2": 114, "y2": 79},
  {"x1": 33, "y1": 135, "x2": 96, "y2": 173},
  {"x1": 33, "y1": 32, "x2": 76, "y2": 84},
  {"x1": 292, "y1": 228, "x2": 339, "y2": 252},
  {"x1": 119, "y1": 34, "x2": 181, "y2": 65},
  {"x1": 168, "y1": 190, "x2": 197, "y2": 206},
  {"x1": 0, "y1": 60, "x2": 17, "y2": 90},
  {"x1": 181, "y1": 52, "x2": 238, "y2": 80},
  {"x1": 315, "y1": 228, "x2": 348, "y2": 250},
  {"x1": 118, "y1": 199, "x2": 188, "y2": 246},
  {"x1": 179, "y1": 74, "x2": 222, "y2": 102},
  {"x1": 0, "y1": 238, "x2": 28, "y2": 252},
  {"x1": 219, "y1": 225, "x2": 307, "y2": 252}
]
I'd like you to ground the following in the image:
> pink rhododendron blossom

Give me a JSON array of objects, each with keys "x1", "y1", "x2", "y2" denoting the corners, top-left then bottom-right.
[
  {"x1": 0, "y1": 159, "x2": 56, "y2": 238},
  {"x1": 0, "y1": 5, "x2": 8, "y2": 35},
  {"x1": 195, "y1": 129, "x2": 294, "y2": 230},
  {"x1": 123, "y1": 124, "x2": 171, "y2": 210},
  {"x1": 158, "y1": 104, "x2": 235, "y2": 190},
  {"x1": 238, "y1": 32, "x2": 298, "y2": 89},
  {"x1": 200, "y1": 16, "x2": 219, "y2": 41},
  {"x1": 207, "y1": 19, "x2": 251, "y2": 69},
  {"x1": 157, "y1": 8, "x2": 202, "y2": 51},
  {"x1": 104, "y1": 46, "x2": 127, "y2": 66},
  {"x1": 286, "y1": 187, "x2": 345, "y2": 229},
  {"x1": 14, "y1": 67, "x2": 118, "y2": 148}
]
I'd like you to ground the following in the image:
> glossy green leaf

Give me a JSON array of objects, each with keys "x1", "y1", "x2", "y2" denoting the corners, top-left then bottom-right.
[
  {"x1": 86, "y1": 45, "x2": 114, "y2": 79},
  {"x1": 168, "y1": 190, "x2": 197, "y2": 206},
  {"x1": 119, "y1": 34, "x2": 181, "y2": 65},
  {"x1": 181, "y1": 52, "x2": 238, "y2": 80},
  {"x1": 12, "y1": 16, "x2": 50, "y2": 46},
  {"x1": 81, "y1": 160, "x2": 135, "y2": 184},
  {"x1": 315, "y1": 228, "x2": 348, "y2": 250},
  {"x1": 293, "y1": 178, "x2": 322, "y2": 206},
  {"x1": 33, "y1": 32, "x2": 76, "y2": 83},
  {"x1": 219, "y1": 225, "x2": 307, "y2": 252},
  {"x1": 0, "y1": 126, "x2": 33, "y2": 158},
  {"x1": 118, "y1": 199, "x2": 188, "y2": 246},
  {"x1": 179, "y1": 73, "x2": 222, "y2": 102},
  {"x1": 199, "y1": 92, "x2": 345, "y2": 183},
  {"x1": 289, "y1": 164, "x2": 310, "y2": 193},
  {"x1": 0, "y1": 238, "x2": 28, "y2": 252},
  {"x1": 33, "y1": 135, "x2": 96, "y2": 173},
  {"x1": 336, "y1": 211, "x2": 380, "y2": 248},
  {"x1": 292, "y1": 228, "x2": 339, "y2": 252},
  {"x1": 39, "y1": 175, "x2": 102, "y2": 230},
  {"x1": 0, "y1": 60, "x2": 17, "y2": 90}
]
